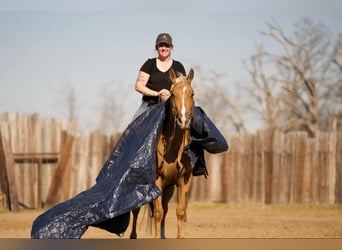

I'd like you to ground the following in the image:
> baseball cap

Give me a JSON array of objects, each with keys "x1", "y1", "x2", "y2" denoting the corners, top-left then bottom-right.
[{"x1": 155, "y1": 33, "x2": 173, "y2": 47}]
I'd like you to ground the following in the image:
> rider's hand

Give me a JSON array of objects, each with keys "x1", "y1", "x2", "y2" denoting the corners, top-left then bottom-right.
[{"x1": 159, "y1": 89, "x2": 171, "y2": 102}]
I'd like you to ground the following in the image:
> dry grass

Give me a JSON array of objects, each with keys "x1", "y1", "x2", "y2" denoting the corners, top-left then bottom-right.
[{"x1": 1, "y1": 203, "x2": 341, "y2": 239}]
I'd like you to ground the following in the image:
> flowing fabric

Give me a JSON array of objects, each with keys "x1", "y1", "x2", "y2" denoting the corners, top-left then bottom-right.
[{"x1": 31, "y1": 102, "x2": 228, "y2": 239}]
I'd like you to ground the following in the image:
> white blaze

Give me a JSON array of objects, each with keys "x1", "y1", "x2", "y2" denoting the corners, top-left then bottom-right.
[{"x1": 181, "y1": 86, "x2": 187, "y2": 126}]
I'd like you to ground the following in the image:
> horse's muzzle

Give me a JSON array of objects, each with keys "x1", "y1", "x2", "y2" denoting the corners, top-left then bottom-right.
[{"x1": 176, "y1": 116, "x2": 192, "y2": 129}]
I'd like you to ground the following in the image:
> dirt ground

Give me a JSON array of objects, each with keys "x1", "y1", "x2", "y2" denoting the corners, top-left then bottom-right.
[{"x1": 0, "y1": 203, "x2": 341, "y2": 239}]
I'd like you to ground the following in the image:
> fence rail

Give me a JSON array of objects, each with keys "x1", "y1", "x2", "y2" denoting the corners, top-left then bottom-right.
[{"x1": 0, "y1": 113, "x2": 341, "y2": 210}]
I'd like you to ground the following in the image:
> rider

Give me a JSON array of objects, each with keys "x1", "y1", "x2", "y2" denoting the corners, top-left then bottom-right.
[{"x1": 133, "y1": 33, "x2": 185, "y2": 118}]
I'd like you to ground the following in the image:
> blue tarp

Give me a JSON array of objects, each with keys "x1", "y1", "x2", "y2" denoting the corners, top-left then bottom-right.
[{"x1": 31, "y1": 101, "x2": 228, "y2": 239}]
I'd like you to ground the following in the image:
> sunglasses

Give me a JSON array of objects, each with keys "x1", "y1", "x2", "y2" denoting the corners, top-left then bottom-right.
[{"x1": 158, "y1": 43, "x2": 171, "y2": 48}]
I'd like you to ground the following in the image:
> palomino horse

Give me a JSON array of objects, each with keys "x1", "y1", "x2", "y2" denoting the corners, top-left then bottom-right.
[{"x1": 130, "y1": 68, "x2": 195, "y2": 239}]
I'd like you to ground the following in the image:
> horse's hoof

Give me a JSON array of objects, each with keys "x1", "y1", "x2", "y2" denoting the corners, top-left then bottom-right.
[{"x1": 129, "y1": 233, "x2": 137, "y2": 239}]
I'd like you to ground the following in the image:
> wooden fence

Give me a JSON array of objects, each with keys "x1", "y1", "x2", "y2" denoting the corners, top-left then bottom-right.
[
  {"x1": 191, "y1": 131, "x2": 342, "y2": 205},
  {"x1": 0, "y1": 113, "x2": 341, "y2": 211}
]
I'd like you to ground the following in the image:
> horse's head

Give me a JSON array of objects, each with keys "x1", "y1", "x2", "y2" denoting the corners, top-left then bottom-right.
[{"x1": 169, "y1": 68, "x2": 195, "y2": 129}]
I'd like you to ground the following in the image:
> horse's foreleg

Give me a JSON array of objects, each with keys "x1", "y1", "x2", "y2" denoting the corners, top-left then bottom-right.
[
  {"x1": 129, "y1": 207, "x2": 140, "y2": 239},
  {"x1": 160, "y1": 185, "x2": 175, "y2": 239},
  {"x1": 176, "y1": 175, "x2": 192, "y2": 239}
]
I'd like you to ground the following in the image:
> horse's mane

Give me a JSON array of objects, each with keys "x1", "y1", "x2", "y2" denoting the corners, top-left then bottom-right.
[{"x1": 175, "y1": 72, "x2": 186, "y2": 83}]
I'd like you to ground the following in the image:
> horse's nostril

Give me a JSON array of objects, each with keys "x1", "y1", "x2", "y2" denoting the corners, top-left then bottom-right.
[
  {"x1": 176, "y1": 116, "x2": 192, "y2": 129},
  {"x1": 176, "y1": 117, "x2": 183, "y2": 127}
]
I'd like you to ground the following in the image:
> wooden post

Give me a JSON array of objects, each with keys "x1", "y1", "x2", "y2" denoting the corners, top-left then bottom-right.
[
  {"x1": 76, "y1": 133, "x2": 90, "y2": 194},
  {"x1": 227, "y1": 134, "x2": 239, "y2": 203},
  {"x1": 203, "y1": 152, "x2": 210, "y2": 202},
  {"x1": 264, "y1": 129, "x2": 273, "y2": 204},
  {"x1": 319, "y1": 133, "x2": 329, "y2": 204},
  {"x1": 328, "y1": 133, "x2": 337, "y2": 205},
  {"x1": 238, "y1": 134, "x2": 246, "y2": 203},
  {"x1": 272, "y1": 131, "x2": 284, "y2": 204},
  {"x1": 254, "y1": 131, "x2": 263, "y2": 204},
  {"x1": 294, "y1": 132, "x2": 306, "y2": 203},
  {"x1": 283, "y1": 133, "x2": 295, "y2": 203},
  {"x1": 45, "y1": 131, "x2": 74, "y2": 207},
  {"x1": 41, "y1": 118, "x2": 58, "y2": 204},
  {"x1": 303, "y1": 138, "x2": 316, "y2": 204},
  {"x1": 245, "y1": 134, "x2": 254, "y2": 203},
  {"x1": 220, "y1": 150, "x2": 229, "y2": 203},
  {"x1": 335, "y1": 133, "x2": 342, "y2": 204},
  {"x1": 12, "y1": 113, "x2": 25, "y2": 206},
  {"x1": 0, "y1": 122, "x2": 19, "y2": 211},
  {"x1": 28, "y1": 113, "x2": 40, "y2": 208},
  {"x1": 312, "y1": 135, "x2": 320, "y2": 204}
]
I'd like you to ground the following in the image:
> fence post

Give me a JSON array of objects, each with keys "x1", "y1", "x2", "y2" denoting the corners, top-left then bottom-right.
[
  {"x1": 227, "y1": 134, "x2": 239, "y2": 203},
  {"x1": 264, "y1": 129, "x2": 273, "y2": 204},
  {"x1": 221, "y1": 149, "x2": 229, "y2": 203},
  {"x1": 328, "y1": 133, "x2": 337, "y2": 204},
  {"x1": 319, "y1": 133, "x2": 330, "y2": 204},
  {"x1": 272, "y1": 131, "x2": 284, "y2": 204},
  {"x1": 294, "y1": 132, "x2": 307, "y2": 203},
  {"x1": 0, "y1": 122, "x2": 19, "y2": 211},
  {"x1": 254, "y1": 131, "x2": 264, "y2": 204},
  {"x1": 244, "y1": 134, "x2": 254, "y2": 203},
  {"x1": 335, "y1": 133, "x2": 342, "y2": 204},
  {"x1": 45, "y1": 131, "x2": 74, "y2": 207},
  {"x1": 303, "y1": 138, "x2": 316, "y2": 204}
]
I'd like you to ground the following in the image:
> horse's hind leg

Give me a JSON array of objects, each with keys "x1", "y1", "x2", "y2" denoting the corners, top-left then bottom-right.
[{"x1": 130, "y1": 207, "x2": 140, "y2": 239}]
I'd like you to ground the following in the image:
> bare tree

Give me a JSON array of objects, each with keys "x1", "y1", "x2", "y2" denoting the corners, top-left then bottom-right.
[
  {"x1": 52, "y1": 78, "x2": 80, "y2": 122},
  {"x1": 243, "y1": 45, "x2": 286, "y2": 131},
  {"x1": 96, "y1": 82, "x2": 127, "y2": 135},
  {"x1": 331, "y1": 34, "x2": 342, "y2": 131},
  {"x1": 332, "y1": 38, "x2": 342, "y2": 71},
  {"x1": 244, "y1": 17, "x2": 342, "y2": 137},
  {"x1": 191, "y1": 65, "x2": 246, "y2": 134}
]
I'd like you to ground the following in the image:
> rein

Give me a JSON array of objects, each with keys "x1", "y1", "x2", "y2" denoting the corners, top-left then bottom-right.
[{"x1": 157, "y1": 103, "x2": 177, "y2": 160}]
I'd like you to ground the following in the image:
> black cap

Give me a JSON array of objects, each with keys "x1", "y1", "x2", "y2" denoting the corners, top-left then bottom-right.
[{"x1": 155, "y1": 33, "x2": 173, "y2": 47}]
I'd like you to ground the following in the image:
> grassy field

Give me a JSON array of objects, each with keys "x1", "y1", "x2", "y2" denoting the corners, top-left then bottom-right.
[{"x1": 1, "y1": 203, "x2": 341, "y2": 239}]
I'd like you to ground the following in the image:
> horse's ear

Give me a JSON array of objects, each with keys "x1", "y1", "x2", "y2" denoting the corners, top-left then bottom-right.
[
  {"x1": 169, "y1": 68, "x2": 177, "y2": 82},
  {"x1": 187, "y1": 68, "x2": 194, "y2": 82}
]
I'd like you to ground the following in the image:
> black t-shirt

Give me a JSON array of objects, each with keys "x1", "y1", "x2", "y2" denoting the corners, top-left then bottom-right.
[{"x1": 140, "y1": 58, "x2": 186, "y2": 104}]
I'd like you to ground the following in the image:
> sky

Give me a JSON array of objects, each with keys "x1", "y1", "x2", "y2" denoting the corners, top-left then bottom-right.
[{"x1": 0, "y1": 0, "x2": 341, "y2": 133}]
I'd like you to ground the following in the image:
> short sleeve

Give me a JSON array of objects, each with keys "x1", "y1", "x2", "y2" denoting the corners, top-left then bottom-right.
[
  {"x1": 140, "y1": 59, "x2": 154, "y2": 74},
  {"x1": 174, "y1": 61, "x2": 186, "y2": 76}
]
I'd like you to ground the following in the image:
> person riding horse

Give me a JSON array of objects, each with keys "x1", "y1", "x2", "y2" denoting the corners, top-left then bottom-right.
[{"x1": 128, "y1": 33, "x2": 228, "y2": 238}]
